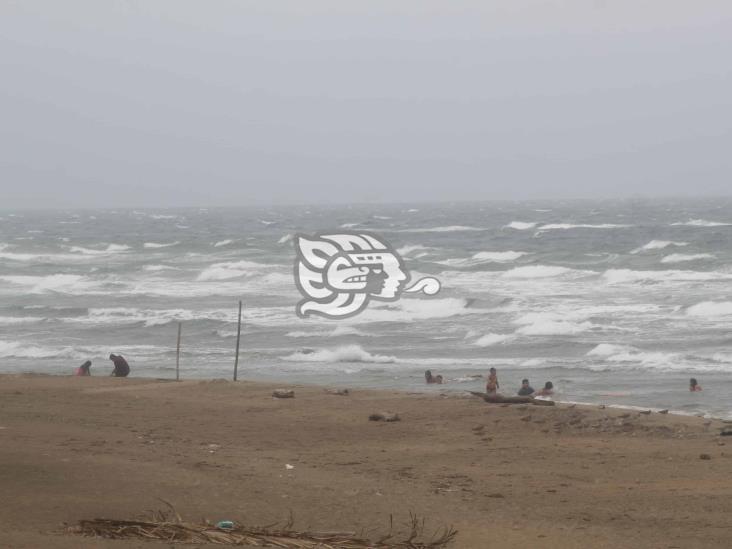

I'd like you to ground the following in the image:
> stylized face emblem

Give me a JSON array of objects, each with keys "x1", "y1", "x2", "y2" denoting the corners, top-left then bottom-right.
[{"x1": 294, "y1": 232, "x2": 440, "y2": 319}]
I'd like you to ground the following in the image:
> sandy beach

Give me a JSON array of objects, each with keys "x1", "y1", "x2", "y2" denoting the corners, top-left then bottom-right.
[{"x1": 1, "y1": 374, "x2": 731, "y2": 548}]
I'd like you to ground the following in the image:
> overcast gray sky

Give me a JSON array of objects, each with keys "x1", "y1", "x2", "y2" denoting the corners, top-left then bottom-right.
[{"x1": 1, "y1": 1, "x2": 731, "y2": 208}]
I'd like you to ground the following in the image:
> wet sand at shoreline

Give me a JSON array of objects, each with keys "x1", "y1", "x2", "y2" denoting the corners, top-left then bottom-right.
[{"x1": 1, "y1": 374, "x2": 731, "y2": 548}]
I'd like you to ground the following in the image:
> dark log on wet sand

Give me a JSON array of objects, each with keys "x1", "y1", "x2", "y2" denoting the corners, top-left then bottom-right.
[{"x1": 468, "y1": 391, "x2": 555, "y2": 406}]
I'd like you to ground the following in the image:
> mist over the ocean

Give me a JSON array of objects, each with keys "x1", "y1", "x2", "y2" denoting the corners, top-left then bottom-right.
[{"x1": 2, "y1": 197, "x2": 732, "y2": 417}]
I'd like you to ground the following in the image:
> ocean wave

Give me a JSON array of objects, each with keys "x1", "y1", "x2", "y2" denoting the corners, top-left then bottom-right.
[
  {"x1": 67, "y1": 244, "x2": 131, "y2": 254},
  {"x1": 602, "y1": 269, "x2": 732, "y2": 285},
  {"x1": 196, "y1": 260, "x2": 272, "y2": 281},
  {"x1": 587, "y1": 343, "x2": 634, "y2": 357},
  {"x1": 686, "y1": 301, "x2": 732, "y2": 317},
  {"x1": 671, "y1": 219, "x2": 732, "y2": 227},
  {"x1": 213, "y1": 239, "x2": 236, "y2": 247},
  {"x1": 438, "y1": 251, "x2": 529, "y2": 267},
  {"x1": 515, "y1": 320, "x2": 594, "y2": 336},
  {"x1": 630, "y1": 240, "x2": 688, "y2": 254},
  {"x1": 149, "y1": 214, "x2": 178, "y2": 220},
  {"x1": 536, "y1": 223, "x2": 631, "y2": 232},
  {"x1": 0, "y1": 316, "x2": 45, "y2": 325},
  {"x1": 504, "y1": 221, "x2": 537, "y2": 230},
  {"x1": 0, "y1": 274, "x2": 98, "y2": 294},
  {"x1": 396, "y1": 244, "x2": 430, "y2": 256},
  {"x1": 355, "y1": 297, "x2": 479, "y2": 323},
  {"x1": 64, "y1": 307, "x2": 237, "y2": 327},
  {"x1": 142, "y1": 264, "x2": 179, "y2": 271},
  {"x1": 660, "y1": 253, "x2": 715, "y2": 264},
  {"x1": 278, "y1": 234, "x2": 293, "y2": 245},
  {"x1": 286, "y1": 326, "x2": 367, "y2": 338},
  {"x1": 501, "y1": 265, "x2": 579, "y2": 278},
  {"x1": 473, "y1": 333, "x2": 511, "y2": 346},
  {"x1": 398, "y1": 226, "x2": 488, "y2": 233},
  {"x1": 282, "y1": 345, "x2": 396, "y2": 364},
  {"x1": 143, "y1": 241, "x2": 179, "y2": 249}
]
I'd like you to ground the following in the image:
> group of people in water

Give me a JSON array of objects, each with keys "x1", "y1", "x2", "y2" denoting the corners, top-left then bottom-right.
[
  {"x1": 426, "y1": 367, "x2": 703, "y2": 397},
  {"x1": 425, "y1": 367, "x2": 554, "y2": 397},
  {"x1": 74, "y1": 354, "x2": 130, "y2": 377}
]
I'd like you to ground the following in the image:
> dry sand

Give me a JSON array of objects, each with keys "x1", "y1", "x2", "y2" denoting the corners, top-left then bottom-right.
[{"x1": 1, "y1": 374, "x2": 731, "y2": 548}]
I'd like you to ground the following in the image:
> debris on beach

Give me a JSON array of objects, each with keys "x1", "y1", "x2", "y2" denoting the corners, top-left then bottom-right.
[
  {"x1": 369, "y1": 412, "x2": 401, "y2": 422},
  {"x1": 272, "y1": 389, "x2": 295, "y2": 399},
  {"x1": 325, "y1": 388, "x2": 350, "y2": 396},
  {"x1": 67, "y1": 507, "x2": 457, "y2": 548},
  {"x1": 468, "y1": 391, "x2": 555, "y2": 407},
  {"x1": 699, "y1": 453, "x2": 712, "y2": 460}
]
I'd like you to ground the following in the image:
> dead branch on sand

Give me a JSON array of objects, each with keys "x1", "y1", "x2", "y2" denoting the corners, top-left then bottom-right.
[
  {"x1": 468, "y1": 391, "x2": 555, "y2": 406},
  {"x1": 67, "y1": 507, "x2": 457, "y2": 548}
]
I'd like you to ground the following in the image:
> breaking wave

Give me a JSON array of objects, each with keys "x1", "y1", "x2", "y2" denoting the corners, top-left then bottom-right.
[
  {"x1": 282, "y1": 345, "x2": 396, "y2": 364},
  {"x1": 661, "y1": 253, "x2": 715, "y2": 264}
]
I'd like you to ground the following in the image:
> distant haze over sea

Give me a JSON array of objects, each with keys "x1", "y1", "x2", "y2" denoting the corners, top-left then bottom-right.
[{"x1": 2, "y1": 198, "x2": 732, "y2": 418}]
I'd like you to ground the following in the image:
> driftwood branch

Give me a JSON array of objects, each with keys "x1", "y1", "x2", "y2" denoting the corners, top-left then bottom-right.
[
  {"x1": 469, "y1": 391, "x2": 555, "y2": 406},
  {"x1": 67, "y1": 508, "x2": 457, "y2": 548}
]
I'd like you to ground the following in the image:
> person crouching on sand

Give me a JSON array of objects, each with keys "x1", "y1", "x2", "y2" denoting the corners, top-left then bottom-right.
[
  {"x1": 690, "y1": 378, "x2": 702, "y2": 392},
  {"x1": 486, "y1": 367, "x2": 499, "y2": 395},
  {"x1": 535, "y1": 381, "x2": 554, "y2": 397},
  {"x1": 75, "y1": 360, "x2": 92, "y2": 376},
  {"x1": 425, "y1": 370, "x2": 444, "y2": 384},
  {"x1": 109, "y1": 354, "x2": 130, "y2": 377}
]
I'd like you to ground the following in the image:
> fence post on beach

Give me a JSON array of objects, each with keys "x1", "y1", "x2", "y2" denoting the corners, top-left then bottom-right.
[
  {"x1": 176, "y1": 322, "x2": 182, "y2": 381},
  {"x1": 233, "y1": 300, "x2": 242, "y2": 381}
]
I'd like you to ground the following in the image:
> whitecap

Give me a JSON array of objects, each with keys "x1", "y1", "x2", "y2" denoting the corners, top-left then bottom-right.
[
  {"x1": 671, "y1": 219, "x2": 732, "y2": 227},
  {"x1": 282, "y1": 344, "x2": 396, "y2": 364},
  {"x1": 630, "y1": 240, "x2": 688, "y2": 254},
  {"x1": 473, "y1": 333, "x2": 511, "y2": 346},
  {"x1": 503, "y1": 221, "x2": 537, "y2": 230},
  {"x1": 660, "y1": 253, "x2": 715, "y2": 264},
  {"x1": 686, "y1": 301, "x2": 732, "y2": 317},
  {"x1": 143, "y1": 241, "x2": 179, "y2": 249}
]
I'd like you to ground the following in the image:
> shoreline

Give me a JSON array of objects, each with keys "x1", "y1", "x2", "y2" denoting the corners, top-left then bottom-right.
[{"x1": 2, "y1": 374, "x2": 732, "y2": 548}]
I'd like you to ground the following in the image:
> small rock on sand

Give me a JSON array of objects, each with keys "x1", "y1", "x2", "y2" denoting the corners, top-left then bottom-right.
[
  {"x1": 369, "y1": 412, "x2": 400, "y2": 422},
  {"x1": 658, "y1": 409, "x2": 669, "y2": 414},
  {"x1": 699, "y1": 454, "x2": 712, "y2": 460},
  {"x1": 325, "y1": 388, "x2": 350, "y2": 396},
  {"x1": 272, "y1": 389, "x2": 295, "y2": 399}
]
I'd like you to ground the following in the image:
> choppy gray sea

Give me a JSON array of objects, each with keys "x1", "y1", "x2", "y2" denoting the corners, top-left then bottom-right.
[{"x1": 2, "y1": 198, "x2": 732, "y2": 417}]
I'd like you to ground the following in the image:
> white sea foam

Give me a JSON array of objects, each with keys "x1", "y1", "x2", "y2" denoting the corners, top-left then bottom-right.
[
  {"x1": 504, "y1": 221, "x2": 537, "y2": 230},
  {"x1": 587, "y1": 343, "x2": 635, "y2": 357},
  {"x1": 149, "y1": 214, "x2": 177, "y2": 220},
  {"x1": 671, "y1": 219, "x2": 732, "y2": 227},
  {"x1": 213, "y1": 239, "x2": 236, "y2": 247},
  {"x1": 536, "y1": 223, "x2": 631, "y2": 232},
  {"x1": 0, "y1": 274, "x2": 97, "y2": 294},
  {"x1": 438, "y1": 251, "x2": 529, "y2": 268},
  {"x1": 143, "y1": 241, "x2": 179, "y2": 249},
  {"x1": 396, "y1": 244, "x2": 430, "y2": 256},
  {"x1": 142, "y1": 264, "x2": 179, "y2": 272},
  {"x1": 686, "y1": 301, "x2": 732, "y2": 317},
  {"x1": 282, "y1": 345, "x2": 396, "y2": 364},
  {"x1": 278, "y1": 234, "x2": 293, "y2": 244},
  {"x1": 473, "y1": 333, "x2": 511, "y2": 346},
  {"x1": 603, "y1": 269, "x2": 732, "y2": 285},
  {"x1": 68, "y1": 244, "x2": 131, "y2": 254},
  {"x1": 630, "y1": 240, "x2": 688, "y2": 254},
  {"x1": 501, "y1": 265, "x2": 577, "y2": 278},
  {"x1": 354, "y1": 297, "x2": 478, "y2": 323},
  {"x1": 340, "y1": 223, "x2": 360, "y2": 229},
  {"x1": 398, "y1": 226, "x2": 487, "y2": 233},
  {"x1": 516, "y1": 320, "x2": 594, "y2": 336},
  {"x1": 196, "y1": 260, "x2": 272, "y2": 281},
  {"x1": 660, "y1": 253, "x2": 715, "y2": 264},
  {"x1": 286, "y1": 326, "x2": 367, "y2": 338},
  {"x1": 0, "y1": 316, "x2": 44, "y2": 325}
]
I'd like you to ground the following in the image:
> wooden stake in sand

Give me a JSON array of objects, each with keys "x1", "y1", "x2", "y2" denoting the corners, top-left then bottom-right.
[
  {"x1": 175, "y1": 322, "x2": 182, "y2": 381},
  {"x1": 233, "y1": 300, "x2": 242, "y2": 381}
]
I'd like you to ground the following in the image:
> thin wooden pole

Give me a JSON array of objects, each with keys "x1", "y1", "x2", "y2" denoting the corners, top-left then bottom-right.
[
  {"x1": 233, "y1": 300, "x2": 242, "y2": 381},
  {"x1": 176, "y1": 322, "x2": 182, "y2": 381}
]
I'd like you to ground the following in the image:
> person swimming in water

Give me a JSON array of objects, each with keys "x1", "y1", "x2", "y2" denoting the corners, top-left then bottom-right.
[
  {"x1": 517, "y1": 378, "x2": 534, "y2": 396},
  {"x1": 425, "y1": 370, "x2": 444, "y2": 384},
  {"x1": 109, "y1": 354, "x2": 130, "y2": 377},
  {"x1": 535, "y1": 381, "x2": 554, "y2": 397},
  {"x1": 75, "y1": 360, "x2": 92, "y2": 376},
  {"x1": 689, "y1": 378, "x2": 702, "y2": 392}
]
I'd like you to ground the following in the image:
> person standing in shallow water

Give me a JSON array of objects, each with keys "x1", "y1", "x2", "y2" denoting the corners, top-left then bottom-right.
[
  {"x1": 486, "y1": 367, "x2": 499, "y2": 395},
  {"x1": 109, "y1": 354, "x2": 130, "y2": 377},
  {"x1": 689, "y1": 378, "x2": 702, "y2": 392}
]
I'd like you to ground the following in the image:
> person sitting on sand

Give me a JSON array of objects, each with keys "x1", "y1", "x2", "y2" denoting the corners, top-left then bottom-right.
[
  {"x1": 75, "y1": 360, "x2": 92, "y2": 376},
  {"x1": 425, "y1": 370, "x2": 444, "y2": 384},
  {"x1": 109, "y1": 354, "x2": 130, "y2": 377},
  {"x1": 486, "y1": 367, "x2": 499, "y2": 395},
  {"x1": 535, "y1": 381, "x2": 554, "y2": 397},
  {"x1": 517, "y1": 378, "x2": 534, "y2": 396},
  {"x1": 689, "y1": 378, "x2": 702, "y2": 392}
]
